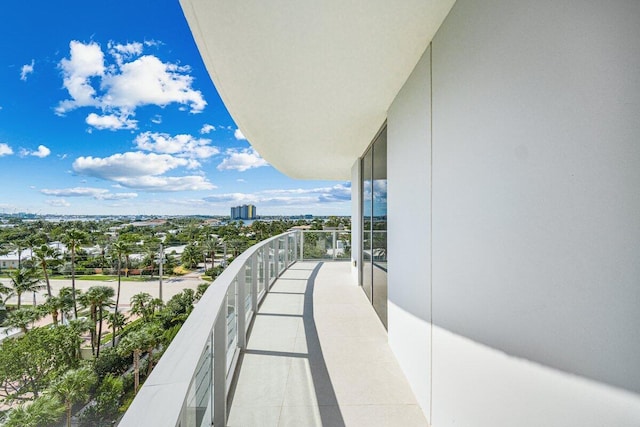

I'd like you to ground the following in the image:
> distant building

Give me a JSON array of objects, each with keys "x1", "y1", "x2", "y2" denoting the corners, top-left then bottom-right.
[{"x1": 230, "y1": 204, "x2": 256, "y2": 220}]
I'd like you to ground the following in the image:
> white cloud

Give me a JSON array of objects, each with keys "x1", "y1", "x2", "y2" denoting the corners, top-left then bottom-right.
[
  {"x1": 20, "y1": 60, "x2": 35, "y2": 81},
  {"x1": 40, "y1": 187, "x2": 137, "y2": 200},
  {"x1": 33, "y1": 145, "x2": 51, "y2": 158},
  {"x1": 45, "y1": 199, "x2": 71, "y2": 207},
  {"x1": 134, "y1": 131, "x2": 219, "y2": 159},
  {"x1": 73, "y1": 152, "x2": 188, "y2": 178},
  {"x1": 237, "y1": 178, "x2": 246, "y2": 183},
  {"x1": 56, "y1": 40, "x2": 206, "y2": 129},
  {"x1": 115, "y1": 175, "x2": 215, "y2": 191},
  {"x1": 86, "y1": 113, "x2": 137, "y2": 130},
  {"x1": 203, "y1": 183, "x2": 351, "y2": 206},
  {"x1": 102, "y1": 55, "x2": 206, "y2": 112},
  {"x1": 217, "y1": 148, "x2": 268, "y2": 172},
  {"x1": 151, "y1": 115, "x2": 162, "y2": 124},
  {"x1": 234, "y1": 128, "x2": 246, "y2": 140},
  {"x1": 72, "y1": 151, "x2": 215, "y2": 191},
  {"x1": 200, "y1": 124, "x2": 215, "y2": 134},
  {"x1": 0, "y1": 143, "x2": 13, "y2": 156},
  {"x1": 108, "y1": 41, "x2": 143, "y2": 65},
  {"x1": 56, "y1": 41, "x2": 105, "y2": 113},
  {"x1": 20, "y1": 145, "x2": 51, "y2": 158}
]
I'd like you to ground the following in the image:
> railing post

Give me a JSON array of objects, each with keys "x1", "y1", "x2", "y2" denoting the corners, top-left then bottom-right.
[
  {"x1": 300, "y1": 231, "x2": 305, "y2": 262},
  {"x1": 333, "y1": 230, "x2": 337, "y2": 260},
  {"x1": 251, "y1": 253, "x2": 258, "y2": 312},
  {"x1": 237, "y1": 264, "x2": 247, "y2": 350},
  {"x1": 264, "y1": 246, "x2": 270, "y2": 292},
  {"x1": 293, "y1": 232, "x2": 298, "y2": 262},
  {"x1": 213, "y1": 302, "x2": 227, "y2": 427},
  {"x1": 283, "y1": 234, "x2": 289, "y2": 270}
]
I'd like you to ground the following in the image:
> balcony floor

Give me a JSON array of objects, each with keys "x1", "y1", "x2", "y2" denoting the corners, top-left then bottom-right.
[{"x1": 228, "y1": 261, "x2": 428, "y2": 427}]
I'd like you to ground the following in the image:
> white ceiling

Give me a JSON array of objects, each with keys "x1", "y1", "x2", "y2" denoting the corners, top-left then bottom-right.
[{"x1": 180, "y1": 0, "x2": 456, "y2": 180}]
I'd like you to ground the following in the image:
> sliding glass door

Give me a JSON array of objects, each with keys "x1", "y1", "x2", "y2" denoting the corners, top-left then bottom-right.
[{"x1": 361, "y1": 126, "x2": 387, "y2": 328}]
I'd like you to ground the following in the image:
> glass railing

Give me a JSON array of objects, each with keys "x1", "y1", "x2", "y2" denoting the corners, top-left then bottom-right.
[
  {"x1": 300, "y1": 230, "x2": 352, "y2": 261},
  {"x1": 120, "y1": 229, "x2": 351, "y2": 426}
]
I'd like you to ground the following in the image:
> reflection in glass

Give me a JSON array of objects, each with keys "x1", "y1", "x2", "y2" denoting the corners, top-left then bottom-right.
[
  {"x1": 362, "y1": 144, "x2": 373, "y2": 304},
  {"x1": 245, "y1": 262, "x2": 252, "y2": 323},
  {"x1": 361, "y1": 126, "x2": 387, "y2": 328},
  {"x1": 226, "y1": 279, "x2": 237, "y2": 371},
  {"x1": 184, "y1": 335, "x2": 212, "y2": 427}
]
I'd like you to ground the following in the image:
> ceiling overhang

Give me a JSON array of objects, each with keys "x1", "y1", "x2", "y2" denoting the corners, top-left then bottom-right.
[{"x1": 180, "y1": 0, "x2": 456, "y2": 180}]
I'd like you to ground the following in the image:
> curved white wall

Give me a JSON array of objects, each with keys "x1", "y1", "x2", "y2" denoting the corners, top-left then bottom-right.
[
  {"x1": 385, "y1": 0, "x2": 640, "y2": 424},
  {"x1": 387, "y1": 45, "x2": 433, "y2": 422}
]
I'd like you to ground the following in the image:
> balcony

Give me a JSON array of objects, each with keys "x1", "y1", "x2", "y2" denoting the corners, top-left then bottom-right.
[{"x1": 120, "y1": 231, "x2": 425, "y2": 426}]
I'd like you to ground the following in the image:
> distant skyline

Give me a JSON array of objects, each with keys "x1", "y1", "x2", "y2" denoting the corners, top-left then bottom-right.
[{"x1": 0, "y1": 0, "x2": 350, "y2": 216}]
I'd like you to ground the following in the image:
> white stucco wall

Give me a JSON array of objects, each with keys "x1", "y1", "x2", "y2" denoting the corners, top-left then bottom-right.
[
  {"x1": 387, "y1": 46, "x2": 432, "y2": 421},
  {"x1": 383, "y1": 0, "x2": 640, "y2": 424}
]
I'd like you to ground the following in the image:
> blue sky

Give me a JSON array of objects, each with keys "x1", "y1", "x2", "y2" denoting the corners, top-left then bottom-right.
[{"x1": 0, "y1": 0, "x2": 350, "y2": 216}]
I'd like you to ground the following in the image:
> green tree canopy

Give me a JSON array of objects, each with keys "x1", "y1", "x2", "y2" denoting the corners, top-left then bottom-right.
[
  {"x1": 50, "y1": 365, "x2": 97, "y2": 427},
  {"x1": 0, "y1": 325, "x2": 81, "y2": 402},
  {"x1": 1, "y1": 394, "x2": 64, "y2": 427}
]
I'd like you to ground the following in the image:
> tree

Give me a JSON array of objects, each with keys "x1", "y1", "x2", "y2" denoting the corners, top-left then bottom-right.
[
  {"x1": 78, "y1": 374, "x2": 123, "y2": 426},
  {"x1": 109, "y1": 240, "x2": 129, "y2": 347},
  {"x1": 79, "y1": 286, "x2": 114, "y2": 358},
  {"x1": 203, "y1": 236, "x2": 220, "y2": 270},
  {"x1": 195, "y1": 282, "x2": 210, "y2": 301},
  {"x1": 181, "y1": 243, "x2": 201, "y2": 269},
  {"x1": 44, "y1": 295, "x2": 66, "y2": 326},
  {"x1": 130, "y1": 292, "x2": 152, "y2": 322},
  {"x1": 33, "y1": 244, "x2": 61, "y2": 298},
  {"x1": 62, "y1": 229, "x2": 89, "y2": 318},
  {"x1": 0, "y1": 325, "x2": 81, "y2": 402},
  {"x1": 8, "y1": 268, "x2": 44, "y2": 309},
  {"x1": 117, "y1": 324, "x2": 162, "y2": 392},
  {"x1": 0, "y1": 280, "x2": 12, "y2": 305},
  {"x1": 8, "y1": 239, "x2": 28, "y2": 269},
  {"x1": 2, "y1": 394, "x2": 64, "y2": 427},
  {"x1": 106, "y1": 311, "x2": 127, "y2": 342},
  {"x1": 57, "y1": 287, "x2": 76, "y2": 325},
  {"x1": 50, "y1": 366, "x2": 97, "y2": 427},
  {"x1": 3, "y1": 307, "x2": 42, "y2": 334}
]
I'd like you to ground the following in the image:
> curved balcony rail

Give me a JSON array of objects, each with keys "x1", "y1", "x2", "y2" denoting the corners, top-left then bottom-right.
[{"x1": 120, "y1": 229, "x2": 350, "y2": 427}]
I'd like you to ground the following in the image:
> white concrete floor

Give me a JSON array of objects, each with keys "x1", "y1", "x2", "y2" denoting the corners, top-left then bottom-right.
[{"x1": 228, "y1": 261, "x2": 428, "y2": 427}]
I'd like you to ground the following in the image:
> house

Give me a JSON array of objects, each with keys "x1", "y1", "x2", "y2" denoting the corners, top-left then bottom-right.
[
  {"x1": 124, "y1": 1, "x2": 640, "y2": 425},
  {"x1": 0, "y1": 250, "x2": 31, "y2": 270}
]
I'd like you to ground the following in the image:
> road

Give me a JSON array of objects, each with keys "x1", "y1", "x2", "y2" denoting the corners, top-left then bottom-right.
[{"x1": 2, "y1": 271, "x2": 208, "y2": 309}]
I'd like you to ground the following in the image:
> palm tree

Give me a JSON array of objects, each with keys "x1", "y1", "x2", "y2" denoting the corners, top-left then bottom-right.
[
  {"x1": 117, "y1": 324, "x2": 161, "y2": 392},
  {"x1": 142, "y1": 245, "x2": 157, "y2": 278},
  {"x1": 62, "y1": 229, "x2": 88, "y2": 318},
  {"x1": 3, "y1": 307, "x2": 42, "y2": 333},
  {"x1": 181, "y1": 243, "x2": 200, "y2": 269},
  {"x1": 50, "y1": 366, "x2": 97, "y2": 427},
  {"x1": 110, "y1": 240, "x2": 129, "y2": 347},
  {"x1": 44, "y1": 295, "x2": 66, "y2": 326},
  {"x1": 57, "y1": 287, "x2": 75, "y2": 325},
  {"x1": 203, "y1": 236, "x2": 220, "y2": 270},
  {"x1": 9, "y1": 239, "x2": 27, "y2": 269},
  {"x1": 8, "y1": 268, "x2": 44, "y2": 309},
  {"x1": 0, "y1": 280, "x2": 12, "y2": 304},
  {"x1": 2, "y1": 394, "x2": 65, "y2": 427},
  {"x1": 107, "y1": 311, "x2": 127, "y2": 342},
  {"x1": 79, "y1": 286, "x2": 114, "y2": 358},
  {"x1": 33, "y1": 244, "x2": 60, "y2": 298},
  {"x1": 130, "y1": 292, "x2": 152, "y2": 321}
]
